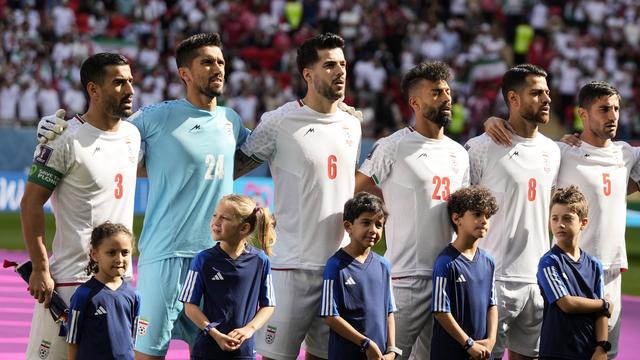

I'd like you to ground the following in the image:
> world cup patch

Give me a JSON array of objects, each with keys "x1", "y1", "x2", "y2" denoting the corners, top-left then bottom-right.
[
  {"x1": 34, "y1": 145, "x2": 53, "y2": 165},
  {"x1": 138, "y1": 319, "x2": 149, "y2": 336},
  {"x1": 38, "y1": 339, "x2": 51, "y2": 359},
  {"x1": 265, "y1": 325, "x2": 277, "y2": 344}
]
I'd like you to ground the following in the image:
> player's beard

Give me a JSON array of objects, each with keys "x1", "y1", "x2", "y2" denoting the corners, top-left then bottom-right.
[
  {"x1": 197, "y1": 78, "x2": 223, "y2": 99},
  {"x1": 521, "y1": 103, "x2": 549, "y2": 124},
  {"x1": 589, "y1": 122, "x2": 617, "y2": 141},
  {"x1": 315, "y1": 77, "x2": 344, "y2": 102},
  {"x1": 423, "y1": 103, "x2": 451, "y2": 128},
  {"x1": 106, "y1": 95, "x2": 134, "y2": 118}
]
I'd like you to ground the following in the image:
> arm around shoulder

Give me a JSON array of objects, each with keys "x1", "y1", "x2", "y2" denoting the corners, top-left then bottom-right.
[{"x1": 355, "y1": 171, "x2": 383, "y2": 198}]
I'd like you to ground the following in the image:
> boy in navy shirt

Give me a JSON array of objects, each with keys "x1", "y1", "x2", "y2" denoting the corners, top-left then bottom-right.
[
  {"x1": 431, "y1": 186, "x2": 499, "y2": 360},
  {"x1": 320, "y1": 192, "x2": 400, "y2": 360},
  {"x1": 537, "y1": 185, "x2": 612, "y2": 359}
]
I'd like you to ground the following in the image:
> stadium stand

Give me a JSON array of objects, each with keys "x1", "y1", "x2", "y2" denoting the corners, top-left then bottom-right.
[{"x1": 1, "y1": 0, "x2": 639, "y2": 143}]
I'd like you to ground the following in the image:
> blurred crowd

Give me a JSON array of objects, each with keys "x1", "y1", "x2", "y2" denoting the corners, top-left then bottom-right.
[{"x1": 1, "y1": 0, "x2": 640, "y2": 142}]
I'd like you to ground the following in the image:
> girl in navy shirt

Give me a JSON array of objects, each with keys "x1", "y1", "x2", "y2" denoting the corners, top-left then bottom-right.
[
  {"x1": 66, "y1": 222, "x2": 140, "y2": 360},
  {"x1": 179, "y1": 194, "x2": 276, "y2": 359}
]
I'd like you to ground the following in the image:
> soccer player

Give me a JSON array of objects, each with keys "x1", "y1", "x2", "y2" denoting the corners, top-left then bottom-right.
[
  {"x1": 235, "y1": 33, "x2": 362, "y2": 360},
  {"x1": 465, "y1": 64, "x2": 561, "y2": 360},
  {"x1": 484, "y1": 81, "x2": 640, "y2": 358},
  {"x1": 355, "y1": 61, "x2": 470, "y2": 359},
  {"x1": 21, "y1": 53, "x2": 139, "y2": 360},
  {"x1": 320, "y1": 192, "x2": 399, "y2": 360},
  {"x1": 179, "y1": 194, "x2": 276, "y2": 359},
  {"x1": 431, "y1": 186, "x2": 498, "y2": 360},
  {"x1": 129, "y1": 33, "x2": 250, "y2": 359},
  {"x1": 537, "y1": 185, "x2": 612, "y2": 359}
]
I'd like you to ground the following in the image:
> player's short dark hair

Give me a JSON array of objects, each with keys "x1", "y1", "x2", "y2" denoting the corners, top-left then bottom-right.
[
  {"x1": 501, "y1": 64, "x2": 547, "y2": 107},
  {"x1": 176, "y1": 33, "x2": 223, "y2": 69},
  {"x1": 401, "y1": 61, "x2": 452, "y2": 99},
  {"x1": 343, "y1": 192, "x2": 388, "y2": 223},
  {"x1": 447, "y1": 186, "x2": 498, "y2": 233},
  {"x1": 551, "y1": 185, "x2": 589, "y2": 219},
  {"x1": 296, "y1": 33, "x2": 345, "y2": 78},
  {"x1": 578, "y1": 81, "x2": 620, "y2": 110},
  {"x1": 86, "y1": 222, "x2": 134, "y2": 275},
  {"x1": 80, "y1": 53, "x2": 129, "y2": 95}
]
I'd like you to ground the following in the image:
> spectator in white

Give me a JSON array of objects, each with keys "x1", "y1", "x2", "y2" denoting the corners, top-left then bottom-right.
[
  {"x1": 529, "y1": 3, "x2": 548, "y2": 31},
  {"x1": 18, "y1": 79, "x2": 39, "y2": 125},
  {"x1": 51, "y1": 35, "x2": 74, "y2": 69},
  {"x1": 365, "y1": 58, "x2": 386, "y2": 94},
  {"x1": 338, "y1": 2, "x2": 360, "y2": 40},
  {"x1": 37, "y1": 80, "x2": 61, "y2": 117},
  {"x1": 229, "y1": 85, "x2": 259, "y2": 128},
  {"x1": 137, "y1": 39, "x2": 160, "y2": 70},
  {"x1": 52, "y1": 0, "x2": 75, "y2": 38},
  {"x1": 0, "y1": 78, "x2": 19, "y2": 126},
  {"x1": 63, "y1": 82, "x2": 87, "y2": 116},
  {"x1": 419, "y1": 30, "x2": 446, "y2": 60},
  {"x1": 138, "y1": 81, "x2": 163, "y2": 108}
]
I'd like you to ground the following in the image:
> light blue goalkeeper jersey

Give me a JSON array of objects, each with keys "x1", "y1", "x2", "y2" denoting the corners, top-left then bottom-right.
[{"x1": 131, "y1": 99, "x2": 249, "y2": 265}]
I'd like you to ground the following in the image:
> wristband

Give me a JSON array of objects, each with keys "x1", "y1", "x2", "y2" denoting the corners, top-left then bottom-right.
[
  {"x1": 360, "y1": 338, "x2": 371, "y2": 352},
  {"x1": 386, "y1": 345, "x2": 403, "y2": 358},
  {"x1": 463, "y1": 338, "x2": 474, "y2": 351},
  {"x1": 202, "y1": 322, "x2": 216, "y2": 335}
]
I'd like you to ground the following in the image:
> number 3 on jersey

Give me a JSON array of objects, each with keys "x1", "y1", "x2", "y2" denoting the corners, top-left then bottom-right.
[{"x1": 114, "y1": 173, "x2": 123, "y2": 199}]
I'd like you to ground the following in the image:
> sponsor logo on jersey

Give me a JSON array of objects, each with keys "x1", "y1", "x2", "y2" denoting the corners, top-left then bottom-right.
[
  {"x1": 345, "y1": 276, "x2": 356, "y2": 285},
  {"x1": 34, "y1": 145, "x2": 53, "y2": 165},
  {"x1": 94, "y1": 305, "x2": 107, "y2": 315},
  {"x1": 304, "y1": 127, "x2": 315, "y2": 136},
  {"x1": 93, "y1": 146, "x2": 101, "y2": 155},
  {"x1": 212, "y1": 271, "x2": 225, "y2": 281},
  {"x1": 509, "y1": 150, "x2": 519, "y2": 159},
  {"x1": 138, "y1": 318, "x2": 149, "y2": 336},
  {"x1": 455, "y1": 274, "x2": 467, "y2": 283},
  {"x1": 417, "y1": 152, "x2": 428, "y2": 160},
  {"x1": 38, "y1": 339, "x2": 51, "y2": 359},
  {"x1": 265, "y1": 325, "x2": 277, "y2": 344},
  {"x1": 189, "y1": 124, "x2": 202, "y2": 132}
]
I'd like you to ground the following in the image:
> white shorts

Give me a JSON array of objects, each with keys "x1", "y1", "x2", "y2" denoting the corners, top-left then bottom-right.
[
  {"x1": 25, "y1": 285, "x2": 78, "y2": 360},
  {"x1": 256, "y1": 269, "x2": 328, "y2": 360},
  {"x1": 392, "y1": 276, "x2": 433, "y2": 360},
  {"x1": 604, "y1": 268, "x2": 622, "y2": 358},
  {"x1": 493, "y1": 281, "x2": 543, "y2": 358}
]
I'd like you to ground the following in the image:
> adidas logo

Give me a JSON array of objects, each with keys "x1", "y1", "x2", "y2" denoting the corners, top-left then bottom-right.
[
  {"x1": 345, "y1": 276, "x2": 356, "y2": 285},
  {"x1": 94, "y1": 306, "x2": 107, "y2": 315},
  {"x1": 212, "y1": 272, "x2": 225, "y2": 281},
  {"x1": 455, "y1": 274, "x2": 466, "y2": 283}
]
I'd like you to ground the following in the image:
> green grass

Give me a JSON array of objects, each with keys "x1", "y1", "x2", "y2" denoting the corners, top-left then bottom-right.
[{"x1": 1, "y1": 212, "x2": 639, "y2": 296}]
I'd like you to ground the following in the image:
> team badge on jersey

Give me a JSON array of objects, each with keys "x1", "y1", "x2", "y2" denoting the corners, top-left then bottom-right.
[
  {"x1": 138, "y1": 318, "x2": 149, "y2": 336},
  {"x1": 34, "y1": 145, "x2": 53, "y2": 165},
  {"x1": 225, "y1": 121, "x2": 233, "y2": 136},
  {"x1": 449, "y1": 152, "x2": 459, "y2": 174},
  {"x1": 542, "y1": 151, "x2": 551, "y2": 174},
  {"x1": 265, "y1": 325, "x2": 277, "y2": 344},
  {"x1": 342, "y1": 125, "x2": 353, "y2": 146},
  {"x1": 125, "y1": 137, "x2": 136, "y2": 163},
  {"x1": 38, "y1": 339, "x2": 51, "y2": 359}
]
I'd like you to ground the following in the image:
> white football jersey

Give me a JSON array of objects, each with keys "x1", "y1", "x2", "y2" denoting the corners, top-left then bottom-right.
[
  {"x1": 557, "y1": 141, "x2": 640, "y2": 270},
  {"x1": 240, "y1": 100, "x2": 361, "y2": 270},
  {"x1": 466, "y1": 133, "x2": 560, "y2": 283},
  {"x1": 29, "y1": 117, "x2": 140, "y2": 283},
  {"x1": 359, "y1": 127, "x2": 470, "y2": 277}
]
